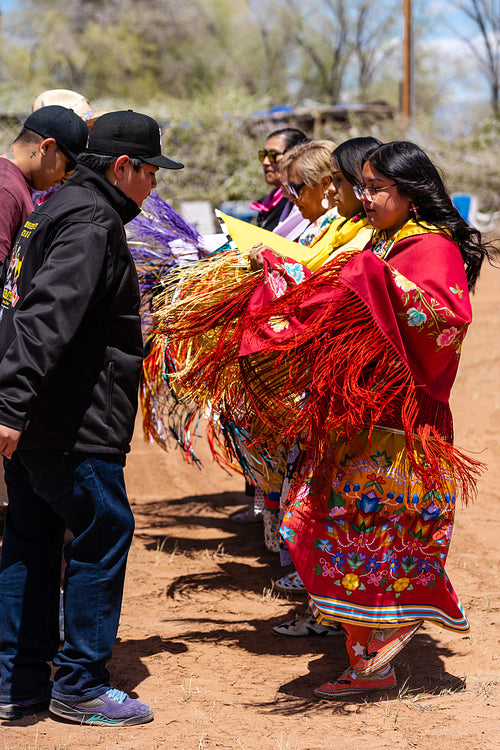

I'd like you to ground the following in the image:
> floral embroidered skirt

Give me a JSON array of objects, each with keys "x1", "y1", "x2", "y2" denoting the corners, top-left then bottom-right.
[{"x1": 281, "y1": 428, "x2": 469, "y2": 632}]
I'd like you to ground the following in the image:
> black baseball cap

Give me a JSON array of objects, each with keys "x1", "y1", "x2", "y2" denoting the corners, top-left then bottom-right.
[
  {"x1": 23, "y1": 105, "x2": 89, "y2": 163},
  {"x1": 86, "y1": 110, "x2": 184, "y2": 170}
]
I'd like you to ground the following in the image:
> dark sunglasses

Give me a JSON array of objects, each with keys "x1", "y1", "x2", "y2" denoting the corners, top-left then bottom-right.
[
  {"x1": 258, "y1": 149, "x2": 284, "y2": 163},
  {"x1": 283, "y1": 181, "x2": 306, "y2": 200}
]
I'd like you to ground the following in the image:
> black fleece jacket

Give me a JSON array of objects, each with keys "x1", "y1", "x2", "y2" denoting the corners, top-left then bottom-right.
[{"x1": 0, "y1": 164, "x2": 143, "y2": 454}]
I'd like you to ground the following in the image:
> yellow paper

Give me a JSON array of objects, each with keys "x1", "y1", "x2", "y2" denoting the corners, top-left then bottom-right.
[{"x1": 216, "y1": 210, "x2": 334, "y2": 263}]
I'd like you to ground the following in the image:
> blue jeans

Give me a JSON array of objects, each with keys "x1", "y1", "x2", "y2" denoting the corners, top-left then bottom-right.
[{"x1": 0, "y1": 449, "x2": 135, "y2": 703}]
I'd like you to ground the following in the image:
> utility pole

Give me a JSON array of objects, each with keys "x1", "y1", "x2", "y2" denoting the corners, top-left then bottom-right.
[{"x1": 402, "y1": 0, "x2": 412, "y2": 133}]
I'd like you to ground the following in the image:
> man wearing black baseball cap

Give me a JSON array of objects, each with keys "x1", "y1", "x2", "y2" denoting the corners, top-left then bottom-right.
[
  {"x1": 0, "y1": 110, "x2": 183, "y2": 727},
  {"x1": 0, "y1": 105, "x2": 89, "y2": 266}
]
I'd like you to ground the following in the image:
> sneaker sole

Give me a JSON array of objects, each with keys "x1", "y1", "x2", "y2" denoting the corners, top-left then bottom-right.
[
  {"x1": 0, "y1": 699, "x2": 50, "y2": 720},
  {"x1": 272, "y1": 625, "x2": 344, "y2": 637},
  {"x1": 313, "y1": 678, "x2": 397, "y2": 699},
  {"x1": 273, "y1": 582, "x2": 307, "y2": 593},
  {"x1": 49, "y1": 699, "x2": 154, "y2": 726}
]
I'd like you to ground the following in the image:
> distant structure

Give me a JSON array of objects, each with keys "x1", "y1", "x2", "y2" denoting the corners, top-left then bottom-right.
[{"x1": 245, "y1": 102, "x2": 394, "y2": 138}]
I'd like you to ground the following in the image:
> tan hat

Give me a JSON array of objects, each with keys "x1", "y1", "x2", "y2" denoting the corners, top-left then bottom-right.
[
  {"x1": 32, "y1": 89, "x2": 92, "y2": 118},
  {"x1": 82, "y1": 108, "x2": 112, "y2": 127}
]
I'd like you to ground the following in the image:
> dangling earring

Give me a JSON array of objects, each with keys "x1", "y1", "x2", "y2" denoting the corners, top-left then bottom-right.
[
  {"x1": 410, "y1": 201, "x2": 420, "y2": 221},
  {"x1": 321, "y1": 192, "x2": 330, "y2": 210}
]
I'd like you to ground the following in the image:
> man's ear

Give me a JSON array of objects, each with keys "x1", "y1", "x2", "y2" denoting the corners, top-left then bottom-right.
[
  {"x1": 39, "y1": 137, "x2": 57, "y2": 157},
  {"x1": 110, "y1": 155, "x2": 131, "y2": 182}
]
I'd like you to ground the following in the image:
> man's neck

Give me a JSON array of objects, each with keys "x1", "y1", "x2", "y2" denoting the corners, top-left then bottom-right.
[{"x1": 1, "y1": 143, "x2": 38, "y2": 186}]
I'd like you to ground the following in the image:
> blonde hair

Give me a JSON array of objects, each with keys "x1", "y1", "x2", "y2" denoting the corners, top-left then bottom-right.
[{"x1": 280, "y1": 139, "x2": 337, "y2": 187}]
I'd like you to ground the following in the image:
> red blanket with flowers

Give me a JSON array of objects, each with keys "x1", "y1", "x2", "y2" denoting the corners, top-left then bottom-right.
[{"x1": 237, "y1": 231, "x2": 482, "y2": 505}]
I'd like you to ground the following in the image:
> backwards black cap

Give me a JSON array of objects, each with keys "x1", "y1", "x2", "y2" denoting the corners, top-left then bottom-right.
[{"x1": 24, "y1": 105, "x2": 89, "y2": 162}]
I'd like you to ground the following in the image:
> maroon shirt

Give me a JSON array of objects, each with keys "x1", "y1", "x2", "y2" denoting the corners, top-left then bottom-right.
[{"x1": 0, "y1": 157, "x2": 33, "y2": 263}]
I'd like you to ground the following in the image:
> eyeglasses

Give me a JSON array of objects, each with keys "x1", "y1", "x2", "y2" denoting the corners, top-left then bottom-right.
[
  {"x1": 283, "y1": 181, "x2": 306, "y2": 200},
  {"x1": 353, "y1": 183, "x2": 398, "y2": 200},
  {"x1": 258, "y1": 149, "x2": 284, "y2": 163}
]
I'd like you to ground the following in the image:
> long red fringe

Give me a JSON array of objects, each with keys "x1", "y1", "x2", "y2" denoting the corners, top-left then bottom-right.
[{"x1": 239, "y1": 282, "x2": 484, "y2": 506}]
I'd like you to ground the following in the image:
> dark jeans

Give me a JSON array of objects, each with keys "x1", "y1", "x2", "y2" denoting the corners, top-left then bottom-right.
[{"x1": 0, "y1": 449, "x2": 135, "y2": 702}]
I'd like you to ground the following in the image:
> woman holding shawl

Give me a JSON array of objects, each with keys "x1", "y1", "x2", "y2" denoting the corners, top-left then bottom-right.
[{"x1": 242, "y1": 141, "x2": 492, "y2": 697}]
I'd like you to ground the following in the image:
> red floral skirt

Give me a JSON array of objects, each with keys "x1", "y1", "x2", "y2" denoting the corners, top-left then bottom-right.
[{"x1": 281, "y1": 429, "x2": 469, "y2": 632}]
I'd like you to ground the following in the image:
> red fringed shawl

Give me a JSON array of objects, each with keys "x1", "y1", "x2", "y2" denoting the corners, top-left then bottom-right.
[{"x1": 237, "y1": 233, "x2": 483, "y2": 504}]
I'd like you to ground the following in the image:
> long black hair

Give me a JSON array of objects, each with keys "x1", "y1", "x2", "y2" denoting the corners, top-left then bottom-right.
[
  {"x1": 364, "y1": 141, "x2": 495, "y2": 291},
  {"x1": 333, "y1": 136, "x2": 383, "y2": 186}
]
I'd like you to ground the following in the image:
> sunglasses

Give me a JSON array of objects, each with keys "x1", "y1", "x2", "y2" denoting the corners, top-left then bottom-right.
[
  {"x1": 283, "y1": 181, "x2": 306, "y2": 200},
  {"x1": 258, "y1": 149, "x2": 284, "y2": 163}
]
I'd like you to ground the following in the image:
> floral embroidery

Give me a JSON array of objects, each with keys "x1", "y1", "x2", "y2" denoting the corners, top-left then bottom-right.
[
  {"x1": 365, "y1": 557, "x2": 381, "y2": 572},
  {"x1": 281, "y1": 433, "x2": 459, "y2": 621},
  {"x1": 268, "y1": 270, "x2": 287, "y2": 298},
  {"x1": 407, "y1": 307, "x2": 428, "y2": 327},
  {"x1": 312, "y1": 538, "x2": 333, "y2": 553},
  {"x1": 330, "y1": 551, "x2": 346, "y2": 566},
  {"x1": 283, "y1": 261, "x2": 306, "y2": 284},
  {"x1": 394, "y1": 272, "x2": 417, "y2": 292},
  {"x1": 280, "y1": 525, "x2": 296, "y2": 543},
  {"x1": 313, "y1": 558, "x2": 337, "y2": 578},
  {"x1": 342, "y1": 573, "x2": 360, "y2": 591},
  {"x1": 391, "y1": 267, "x2": 468, "y2": 356},
  {"x1": 367, "y1": 571, "x2": 384, "y2": 586},
  {"x1": 268, "y1": 315, "x2": 290, "y2": 333},
  {"x1": 436, "y1": 327, "x2": 459, "y2": 348},
  {"x1": 393, "y1": 576, "x2": 411, "y2": 592}
]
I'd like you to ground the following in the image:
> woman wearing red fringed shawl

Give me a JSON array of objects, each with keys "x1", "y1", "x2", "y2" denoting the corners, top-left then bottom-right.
[{"x1": 238, "y1": 142, "x2": 493, "y2": 699}]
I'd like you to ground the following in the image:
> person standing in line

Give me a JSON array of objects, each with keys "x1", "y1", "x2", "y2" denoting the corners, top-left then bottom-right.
[
  {"x1": 0, "y1": 105, "x2": 89, "y2": 266},
  {"x1": 0, "y1": 110, "x2": 183, "y2": 725},
  {"x1": 250, "y1": 127, "x2": 310, "y2": 238}
]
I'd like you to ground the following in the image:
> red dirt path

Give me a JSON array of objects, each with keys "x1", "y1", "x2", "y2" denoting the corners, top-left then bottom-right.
[{"x1": 1, "y1": 261, "x2": 499, "y2": 750}]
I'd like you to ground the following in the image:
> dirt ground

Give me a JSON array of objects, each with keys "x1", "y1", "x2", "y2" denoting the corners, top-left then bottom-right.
[{"x1": 1, "y1": 260, "x2": 499, "y2": 749}]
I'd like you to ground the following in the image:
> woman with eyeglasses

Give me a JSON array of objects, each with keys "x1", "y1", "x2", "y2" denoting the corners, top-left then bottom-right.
[
  {"x1": 250, "y1": 127, "x2": 309, "y2": 235},
  {"x1": 266, "y1": 136, "x2": 382, "y2": 615},
  {"x1": 233, "y1": 140, "x2": 494, "y2": 698}
]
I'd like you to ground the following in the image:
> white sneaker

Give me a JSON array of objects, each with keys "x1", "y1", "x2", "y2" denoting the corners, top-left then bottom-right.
[
  {"x1": 272, "y1": 612, "x2": 344, "y2": 637},
  {"x1": 274, "y1": 571, "x2": 307, "y2": 593}
]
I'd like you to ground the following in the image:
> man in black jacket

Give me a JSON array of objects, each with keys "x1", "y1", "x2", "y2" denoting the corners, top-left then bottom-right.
[{"x1": 0, "y1": 111, "x2": 183, "y2": 725}]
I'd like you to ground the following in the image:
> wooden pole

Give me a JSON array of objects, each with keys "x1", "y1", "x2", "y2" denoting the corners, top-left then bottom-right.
[{"x1": 402, "y1": 0, "x2": 412, "y2": 132}]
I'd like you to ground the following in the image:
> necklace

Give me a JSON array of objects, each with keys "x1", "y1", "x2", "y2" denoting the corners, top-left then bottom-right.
[
  {"x1": 370, "y1": 218, "x2": 444, "y2": 260},
  {"x1": 371, "y1": 229, "x2": 402, "y2": 259}
]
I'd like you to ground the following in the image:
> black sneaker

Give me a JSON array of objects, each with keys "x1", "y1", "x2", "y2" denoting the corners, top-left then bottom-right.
[{"x1": 0, "y1": 687, "x2": 51, "y2": 720}]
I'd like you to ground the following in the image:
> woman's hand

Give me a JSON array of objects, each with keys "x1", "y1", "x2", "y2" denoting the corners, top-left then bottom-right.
[{"x1": 249, "y1": 242, "x2": 274, "y2": 271}]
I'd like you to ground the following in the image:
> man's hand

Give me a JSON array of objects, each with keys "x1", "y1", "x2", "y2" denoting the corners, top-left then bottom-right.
[{"x1": 0, "y1": 425, "x2": 22, "y2": 459}]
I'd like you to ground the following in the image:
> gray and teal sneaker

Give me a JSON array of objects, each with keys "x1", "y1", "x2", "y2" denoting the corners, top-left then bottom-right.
[{"x1": 49, "y1": 688, "x2": 153, "y2": 726}]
